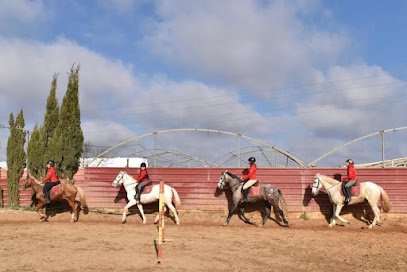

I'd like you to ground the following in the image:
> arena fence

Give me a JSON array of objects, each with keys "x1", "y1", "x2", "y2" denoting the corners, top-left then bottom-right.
[{"x1": 1, "y1": 167, "x2": 406, "y2": 213}]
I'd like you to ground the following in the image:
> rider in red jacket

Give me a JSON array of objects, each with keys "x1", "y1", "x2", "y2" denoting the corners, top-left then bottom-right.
[
  {"x1": 42, "y1": 160, "x2": 60, "y2": 204},
  {"x1": 343, "y1": 159, "x2": 358, "y2": 205},
  {"x1": 240, "y1": 157, "x2": 258, "y2": 203},
  {"x1": 134, "y1": 162, "x2": 152, "y2": 203}
]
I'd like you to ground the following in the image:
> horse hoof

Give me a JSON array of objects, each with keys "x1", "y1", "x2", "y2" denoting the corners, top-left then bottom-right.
[
  {"x1": 222, "y1": 223, "x2": 229, "y2": 226},
  {"x1": 122, "y1": 220, "x2": 126, "y2": 224},
  {"x1": 368, "y1": 225, "x2": 373, "y2": 229},
  {"x1": 176, "y1": 222, "x2": 181, "y2": 225}
]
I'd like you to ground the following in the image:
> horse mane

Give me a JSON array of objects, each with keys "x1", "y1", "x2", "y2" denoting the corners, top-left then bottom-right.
[
  {"x1": 225, "y1": 171, "x2": 241, "y2": 181},
  {"x1": 315, "y1": 173, "x2": 339, "y2": 184}
]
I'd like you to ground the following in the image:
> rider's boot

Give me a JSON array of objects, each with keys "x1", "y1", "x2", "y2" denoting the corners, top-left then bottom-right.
[
  {"x1": 241, "y1": 189, "x2": 249, "y2": 203},
  {"x1": 134, "y1": 187, "x2": 140, "y2": 204},
  {"x1": 45, "y1": 193, "x2": 51, "y2": 204},
  {"x1": 344, "y1": 186, "x2": 351, "y2": 205}
]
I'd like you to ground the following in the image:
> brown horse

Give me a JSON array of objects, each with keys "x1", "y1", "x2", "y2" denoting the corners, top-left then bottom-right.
[{"x1": 23, "y1": 175, "x2": 88, "y2": 222}]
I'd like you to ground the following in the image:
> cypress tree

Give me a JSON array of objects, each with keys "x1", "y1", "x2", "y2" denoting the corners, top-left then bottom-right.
[
  {"x1": 43, "y1": 74, "x2": 59, "y2": 148},
  {"x1": 50, "y1": 64, "x2": 83, "y2": 181},
  {"x1": 28, "y1": 75, "x2": 60, "y2": 179},
  {"x1": 6, "y1": 110, "x2": 26, "y2": 206},
  {"x1": 27, "y1": 125, "x2": 45, "y2": 179}
]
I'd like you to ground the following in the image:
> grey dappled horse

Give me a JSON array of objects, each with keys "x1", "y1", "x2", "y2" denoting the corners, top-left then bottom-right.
[{"x1": 217, "y1": 171, "x2": 289, "y2": 226}]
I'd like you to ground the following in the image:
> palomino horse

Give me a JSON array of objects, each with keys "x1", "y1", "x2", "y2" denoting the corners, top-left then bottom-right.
[
  {"x1": 311, "y1": 173, "x2": 391, "y2": 229},
  {"x1": 217, "y1": 171, "x2": 289, "y2": 226},
  {"x1": 112, "y1": 171, "x2": 181, "y2": 224},
  {"x1": 23, "y1": 175, "x2": 88, "y2": 222}
]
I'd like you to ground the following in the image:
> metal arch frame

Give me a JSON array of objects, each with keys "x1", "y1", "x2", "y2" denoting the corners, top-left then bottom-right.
[
  {"x1": 311, "y1": 126, "x2": 407, "y2": 166},
  {"x1": 90, "y1": 128, "x2": 309, "y2": 168},
  {"x1": 129, "y1": 148, "x2": 216, "y2": 168}
]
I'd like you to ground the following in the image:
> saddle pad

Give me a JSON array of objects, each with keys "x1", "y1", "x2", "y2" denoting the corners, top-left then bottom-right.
[
  {"x1": 141, "y1": 185, "x2": 153, "y2": 195},
  {"x1": 341, "y1": 184, "x2": 360, "y2": 197},
  {"x1": 50, "y1": 185, "x2": 62, "y2": 198},
  {"x1": 248, "y1": 186, "x2": 260, "y2": 197},
  {"x1": 351, "y1": 185, "x2": 360, "y2": 196}
]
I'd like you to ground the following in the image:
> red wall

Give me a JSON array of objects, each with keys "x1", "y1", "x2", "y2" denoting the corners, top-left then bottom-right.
[{"x1": 1, "y1": 167, "x2": 407, "y2": 213}]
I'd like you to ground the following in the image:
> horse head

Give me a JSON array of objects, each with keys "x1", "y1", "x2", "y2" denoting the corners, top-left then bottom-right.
[
  {"x1": 23, "y1": 177, "x2": 32, "y2": 190},
  {"x1": 112, "y1": 171, "x2": 126, "y2": 187},
  {"x1": 217, "y1": 171, "x2": 231, "y2": 189},
  {"x1": 23, "y1": 175, "x2": 41, "y2": 190},
  {"x1": 311, "y1": 174, "x2": 322, "y2": 196}
]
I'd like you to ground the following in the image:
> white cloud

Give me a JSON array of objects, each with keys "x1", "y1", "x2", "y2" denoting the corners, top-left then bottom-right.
[
  {"x1": 0, "y1": 0, "x2": 46, "y2": 22},
  {"x1": 145, "y1": 0, "x2": 349, "y2": 94}
]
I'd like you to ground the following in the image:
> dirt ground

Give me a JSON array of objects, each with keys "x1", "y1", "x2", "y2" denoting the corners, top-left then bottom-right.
[{"x1": 0, "y1": 208, "x2": 406, "y2": 272}]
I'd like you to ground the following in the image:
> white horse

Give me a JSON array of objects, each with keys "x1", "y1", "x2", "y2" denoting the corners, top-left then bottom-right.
[
  {"x1": 112, "y1": 171, "x2": 181, "y2": 224},
  {"x1": 311, "y1": 173, "x2": 391, "y2": 229}
]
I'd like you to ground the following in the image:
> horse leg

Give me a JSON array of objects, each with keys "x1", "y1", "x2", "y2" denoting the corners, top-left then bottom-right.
[
  {"x1": 262, "y1": 204, "x2": 271, "y2": 226},
  {"x1": 165, "y1": 202, "x2": 181, "y2": 225},
  {"x1": 35, "y1": 202, "x2": 46, "y2": 221},
  {"x1": 137, "y1": 204, "x2": 147, "y2": 224},
  {"x1": 333, "y1": 204, "x2": 349, "y2": 225},
  {"x1": 329, "y1": 204, "x2": 337, "y2": 227},
  {"x1": 122, "y1": 200, "x2": 137, "y2": 223},
  {"x1": 66, "y1": 198, "x2": 77, "y2": 222},
  {"x1": 238, "y1": 205, "x2": 254, "y2": 225},
  {"x1": 223, "y1": 202, "x2": 239, "y2": 226},
  {"x1": 275, "y1": 206, "x2": 289, "y2": 226},
  {"x1": 367, "y1": 199, "x2": 381, "y2": 229}
]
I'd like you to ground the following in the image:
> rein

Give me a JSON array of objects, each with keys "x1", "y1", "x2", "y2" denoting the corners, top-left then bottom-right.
[
  {"x1": 224, "y1": 173, "x2": 242, "y2": 191},
  {"x1": 315, "y1": 176, "x2": 341, "y2": 192},
  {"x1": 116, "y1": 172, "x2": 136, "y2": 189}
]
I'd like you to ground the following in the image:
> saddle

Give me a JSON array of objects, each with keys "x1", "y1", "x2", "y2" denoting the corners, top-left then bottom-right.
[
  {"x1": 50, "y1": 185, "x2": 63, "y2": 198},
  {"x1": 248, "y1": 186, "x2": 260, "y2": 197},
  {"x1": 243, "y1": 181, "x2": 260, "y2": 197},
  {"x1": 341, "y1": 182, "x2": 360, "y2": 197}
]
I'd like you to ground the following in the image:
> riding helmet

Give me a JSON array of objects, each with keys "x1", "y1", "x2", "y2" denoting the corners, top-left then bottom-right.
[
  {"x1": 248, "y1": 157, "x2": 256, "y2": 163},
  {"x1": 346, "y1": 159, "x2": 354, "y2": 164},
  {"x1": 140, "y1": 162, "x2": 147, "y2": 168},
  {"x1": 47, "y1": 160, "x2": 55, "y2": 167}
]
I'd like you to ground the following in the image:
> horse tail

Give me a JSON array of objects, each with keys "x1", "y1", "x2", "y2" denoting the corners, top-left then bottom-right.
[
  {"x1": 76, "y1": 186, "x2": 89, "y2": 214},
  {"x1": 171, "y1": 187, "x2": 181, "y2": 208},
  {"x1": 380, "y1": 187, "x2": 391, "y2": 213},
  {"x1": 278, "y1": 189, "x2": 289, "y2": 217}
]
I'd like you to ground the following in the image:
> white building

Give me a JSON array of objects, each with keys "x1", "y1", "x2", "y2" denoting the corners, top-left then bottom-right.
[{"x1": 81, "y1": 157, "x2": 148, "y2": 168}]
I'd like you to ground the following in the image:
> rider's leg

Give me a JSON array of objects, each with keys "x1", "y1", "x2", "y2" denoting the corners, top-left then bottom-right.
[
  {"x1": 134, "y1": 184, "x2": 140, "y2": 202},
  {"x1": 241, "y1": 179, "x2": 257, "y2": 202},
  {"x1": 43, "y1": 182, "x2": 52, "y2": 204},
  {"x1": 344, "y1": 180, "x2": 356, "y2": 205},
  {"x1": 134, "y1": 181, "x2": 151, "y2": 202}
]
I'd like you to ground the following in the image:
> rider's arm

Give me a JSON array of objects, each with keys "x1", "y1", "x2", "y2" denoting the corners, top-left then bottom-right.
[{"x1": 42, "y1": 168, "x2": 55, "y2": 183}]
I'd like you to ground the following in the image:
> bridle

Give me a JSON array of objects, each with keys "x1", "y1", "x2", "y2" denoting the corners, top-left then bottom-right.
[
  {"x1": 113, "y1": 171, "x2": 125, "y2": 185},
  {"x1": 219, "y1": 172, "x2": 241, "y2": 191},
  {"x1": 313, "y1": 175, "x2": 341, "y2": 193}
]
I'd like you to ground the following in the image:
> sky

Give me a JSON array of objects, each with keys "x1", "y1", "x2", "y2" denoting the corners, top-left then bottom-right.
[{"x1": 0, "y1": 0, "x2": 406, "y2": 167}]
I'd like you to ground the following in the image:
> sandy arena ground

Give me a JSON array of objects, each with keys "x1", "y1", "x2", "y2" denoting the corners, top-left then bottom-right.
[{"x1": 0, "y1": 208, "x2": 406, "y2": 272}]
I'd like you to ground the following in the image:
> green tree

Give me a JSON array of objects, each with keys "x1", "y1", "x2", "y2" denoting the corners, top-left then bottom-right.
[
  {"x1": 43, "y1": 74, "x2": 59, "y2": 149},
  {"x1": 27, "y1": 125, "x2": 46, "y2": 179},
  {"x1": 6, "y1": 110, "x2": 26, "y2": 206},
  {"x1": 49, "y1": 64, "x2": 83, "y2": 181},
  {"x1": 28, "y1": 75, "x2": 60, "y2": 179}
]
